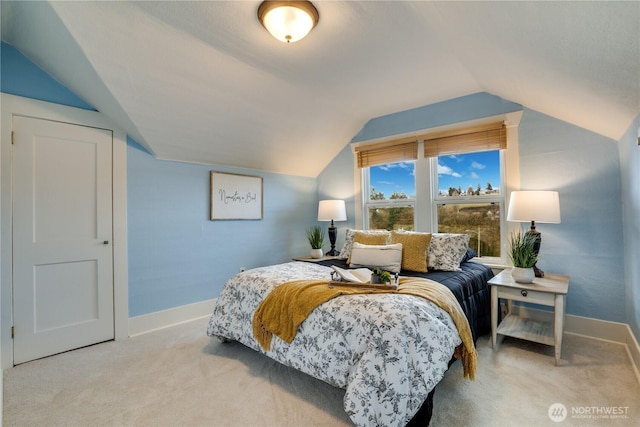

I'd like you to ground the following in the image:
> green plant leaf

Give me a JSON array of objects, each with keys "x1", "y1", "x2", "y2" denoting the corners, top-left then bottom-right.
[
  {"x1": 306, "y1": 226, "x2": 325, "y2": 249},
  {"x1": 508, "y1": 230, "x2": 539, "y2": 268}
]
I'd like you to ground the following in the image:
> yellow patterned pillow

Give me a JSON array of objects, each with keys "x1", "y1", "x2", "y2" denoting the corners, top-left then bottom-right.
[
  {"x1": 391, "y1": 231, "x2": 432, "y2": 272},
  {"x1": 354, "y1": 231, "x2": 390, "y2": 246},
  {"x1": 347, "y1": 231, "x2": 391, "y2": 264}
]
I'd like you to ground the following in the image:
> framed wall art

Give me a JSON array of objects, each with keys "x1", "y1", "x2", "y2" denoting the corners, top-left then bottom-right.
[{"x1": 210, "y1": 171, "x2": 263, "y2": 220}]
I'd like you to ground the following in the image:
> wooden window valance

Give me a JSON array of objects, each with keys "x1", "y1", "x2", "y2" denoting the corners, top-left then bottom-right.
[
  {"x1": 355, "y1": 139, "x2": 417, "y2": 168},
  {"x1": 354, "y1": 122, "x2": 506, "y2": 168},
  {"x1": 423, "y1": 122, "x2": 506, "y2": 158}
]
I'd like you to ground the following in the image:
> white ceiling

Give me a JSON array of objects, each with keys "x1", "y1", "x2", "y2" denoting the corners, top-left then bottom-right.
[{"x1": 2, "y1": 1, "x2": 638, "y2": 177}]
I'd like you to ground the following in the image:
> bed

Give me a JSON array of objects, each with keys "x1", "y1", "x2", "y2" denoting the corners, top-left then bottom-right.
[{"x1": 207, "y1": 239, "x2": 493, "y2": 426}]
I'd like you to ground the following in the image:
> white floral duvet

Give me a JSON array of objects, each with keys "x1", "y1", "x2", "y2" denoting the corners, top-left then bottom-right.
[{"x1": 207, "y1": 261, "x2": 461, "y2": 427}]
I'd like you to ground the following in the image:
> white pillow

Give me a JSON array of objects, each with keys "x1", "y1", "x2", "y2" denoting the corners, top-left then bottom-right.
[
  {"x1": 427, "y1": 233, "x2": 470, "y2": 272},
  {"x1": 349, "y1": 242, "x2": 403, "y2": 273},
  {"x1": 338, "y1": 229, "x2": 391, "y2": 259}
]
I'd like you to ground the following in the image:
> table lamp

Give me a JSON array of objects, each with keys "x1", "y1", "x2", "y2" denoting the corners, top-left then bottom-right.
[
  {"x1": 318, "y1": 200, "x2": 347, "y2": 256},
  {"x1": 507, "y1": 191, "x2": 561, "y2": 277}
]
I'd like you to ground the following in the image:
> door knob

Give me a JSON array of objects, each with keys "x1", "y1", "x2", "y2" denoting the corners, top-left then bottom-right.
[{"x1": 103, "y1": 240, "x2": 109, "y2": 245}]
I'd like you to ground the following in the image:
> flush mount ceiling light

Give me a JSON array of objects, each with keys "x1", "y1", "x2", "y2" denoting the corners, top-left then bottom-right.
[{"x1": 258, "y1": 1, "x2": 319, "y2": 43}]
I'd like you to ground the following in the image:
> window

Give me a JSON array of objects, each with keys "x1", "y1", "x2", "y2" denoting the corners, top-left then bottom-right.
[
  {"x1": 364, "y1": 161, "x2": 416, "y2": 230},
  {"x1": 433, "y1": 150, "x2": 503, "y2": 258},
  {"x1": 357, "y1": 120, "x2": 515, "y2": 264}
]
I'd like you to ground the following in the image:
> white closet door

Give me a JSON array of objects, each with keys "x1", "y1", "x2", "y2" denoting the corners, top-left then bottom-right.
[{"x1": 12, "y1": 116, "x2": 114, "y2": 364}]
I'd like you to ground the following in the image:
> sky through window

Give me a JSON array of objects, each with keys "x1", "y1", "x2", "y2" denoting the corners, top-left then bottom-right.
[{"x1": 369, "y1": 151, "x2": 500, "y2": 199}]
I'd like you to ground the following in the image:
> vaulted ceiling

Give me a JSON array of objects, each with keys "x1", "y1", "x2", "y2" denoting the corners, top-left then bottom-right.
[{"x1": 2, "y1": 1, "x2": 638, "y2": 177}]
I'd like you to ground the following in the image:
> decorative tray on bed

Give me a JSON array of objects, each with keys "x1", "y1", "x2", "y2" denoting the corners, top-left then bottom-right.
[{"x1": 327, "y1": 280, "x2": 398, "y2": 291}]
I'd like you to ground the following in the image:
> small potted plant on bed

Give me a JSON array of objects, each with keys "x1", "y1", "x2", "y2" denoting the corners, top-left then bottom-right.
[
  {"x1": 371, "y1": 267, "x2": 392, "y2": 284},
  {"x1": 508, "y1": 230, "x2": 539, "y2": 283},
  {"x1": 306, "y1": 226, "x2": 325, "y2": 259}
]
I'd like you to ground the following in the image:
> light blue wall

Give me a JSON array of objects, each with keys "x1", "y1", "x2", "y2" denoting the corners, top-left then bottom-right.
[
  {"x1": 322, "y1": 93, "x2": 628, "y2": 324},
  {"x1": 518, "y1": 109, "x2": 624, "y2": 322},
  {"x1": 618, "y1": 114, "x2": 640, "y2": 339},
  {"x1": 351, "y1": 92, "x2": 522, "y2": 143},
  {"x1": 0, "y1": 42, "x2": 94, "y2": 110},
  {"x1": 127, "y1": 140, "x2": 316, "y2": 316},
  {"x1": 1, "y1": 42, "x2": 318, "y2": 317},
  {"x1": 317, "y1": 143, "x2": 357, "y2": 252}
]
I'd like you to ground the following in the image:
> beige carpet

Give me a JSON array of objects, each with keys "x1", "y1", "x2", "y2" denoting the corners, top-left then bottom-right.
[{"x1": 3, "y1": 317, "x2": 639, "y2": 426}]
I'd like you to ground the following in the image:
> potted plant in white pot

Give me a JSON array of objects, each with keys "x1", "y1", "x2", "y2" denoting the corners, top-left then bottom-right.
[
  {"x1": 306, "y1": 226, "x2": 325, "y2": 259},
  {"x1": 508, "y1": 230, "x2": 539, "y2": 283},
  {"x1": 371, "y1": 267, "x2": 391, "y2": 284}
]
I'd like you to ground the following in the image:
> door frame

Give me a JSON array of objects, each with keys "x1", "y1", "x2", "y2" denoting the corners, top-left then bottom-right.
[{"x1": 1, "y1": 93, "x2": 129, "y2": 368}]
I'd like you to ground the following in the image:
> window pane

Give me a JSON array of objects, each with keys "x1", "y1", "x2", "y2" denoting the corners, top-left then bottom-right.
[
  {"x1": 368, "y1": 206, "x2": 414, "y2": 231},
  {"x1": 437, "y1": 151, "x2": 500, "y2": 197},
  {"x1": 369, "y1": 161, "x2": 415, "y2": 200},
  {"x1": 437, "y1": 203, "x2": 501, "y2": 257}
]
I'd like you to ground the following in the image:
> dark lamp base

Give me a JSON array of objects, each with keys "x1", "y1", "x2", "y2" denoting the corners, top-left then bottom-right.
[
  {"x1": 534, "y1": 265, "x2": 544, "y2": 278},
  {"x1": 327, "y1": 223, "x2": 338, "y2": 257},
  {"x1": 526, "y1": 227, "x2": 544, "y2": 278}
]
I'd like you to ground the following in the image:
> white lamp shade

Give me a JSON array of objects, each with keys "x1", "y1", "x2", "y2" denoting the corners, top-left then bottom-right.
[
  {"x1": 318, "y1": 200, "x2": 347, "y2": 222},
  {"x1": 507, "y1": 191, "x2": 561, "y2": 223}
]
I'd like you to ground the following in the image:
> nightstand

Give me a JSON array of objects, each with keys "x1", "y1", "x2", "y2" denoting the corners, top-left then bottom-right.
[
  {"x1": 292, "y1": 255, "x2": 340, "y2": 263},
  {"x1": 489, "y1": 269, "x2": 570, "y2": 365}
]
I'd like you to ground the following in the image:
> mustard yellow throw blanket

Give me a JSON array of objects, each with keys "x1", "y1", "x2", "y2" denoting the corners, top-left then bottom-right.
[{"x1": 252, "y1": 277, "x2": 477, "y2": 379}]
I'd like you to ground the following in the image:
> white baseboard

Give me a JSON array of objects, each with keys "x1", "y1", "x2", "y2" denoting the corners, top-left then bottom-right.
[
  {"x1": 128, "y1": 298, "x2": 217, "y2": 337},
  {"x1": 625, "y1": 324, "x2": 640, "y2": 385},
  {"x1": 512, "y1": 306, "x2": 640, "y2": 383}
]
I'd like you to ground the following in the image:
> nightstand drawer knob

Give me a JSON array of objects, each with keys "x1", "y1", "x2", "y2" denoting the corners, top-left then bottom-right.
[{"x1": 521, "y1": 289, "x2": 528, "y2": 297}]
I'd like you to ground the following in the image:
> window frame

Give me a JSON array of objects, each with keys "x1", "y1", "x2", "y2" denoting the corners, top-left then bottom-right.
[
  {"x1": 353, "y1": 112, "x2": 522, "y2": 267},
  {"x1": 362, "y1": 161, "x2": 417, "y2": 230},
  {"x1": 429, "y1": 150, "x2": 506, "y2": 265}
]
